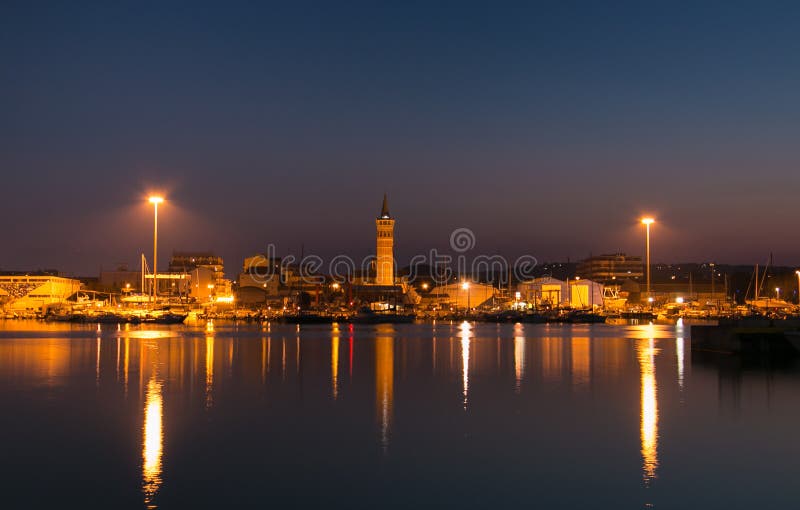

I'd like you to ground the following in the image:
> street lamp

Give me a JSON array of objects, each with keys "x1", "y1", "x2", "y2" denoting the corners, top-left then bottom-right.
[
  {"x1": 640, "y1": 217, "x2": 655, "y2": 305},
  {"x1": 776, "y1": 287, "x2": 781, "y2": 301},
  {"x1": 148, "y1": 196, "x2": 164, "y2": 303},
  {"x1": 462, "y1": 281, "x2": 470, "y2": 314},
  {"x1": 796, "y1": 270, "x2": 800, "y2": 305}
]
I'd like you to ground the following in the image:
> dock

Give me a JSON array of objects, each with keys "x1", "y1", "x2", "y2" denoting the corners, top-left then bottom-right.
[{"x1": 691, "y1": 318, "x2": 800, "y2": 355}]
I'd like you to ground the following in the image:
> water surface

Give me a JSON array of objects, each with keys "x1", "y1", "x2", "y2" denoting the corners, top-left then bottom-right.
[{"x1": 1, "y1": 320, "x2": 798, "y2": 509}]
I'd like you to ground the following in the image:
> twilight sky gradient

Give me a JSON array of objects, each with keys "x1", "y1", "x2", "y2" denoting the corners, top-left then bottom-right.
[{"x1": 2, "y1": 1, "x2": 800, "y2": 276}]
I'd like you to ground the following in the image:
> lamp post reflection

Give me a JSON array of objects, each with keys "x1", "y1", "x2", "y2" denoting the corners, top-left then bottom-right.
[
  {"x1": 142, "y1": 374, "x2": 163, "y2": 509},
  {"x1": 460, "y1": 321, "x2": 471, "y2": 410},
  {"x1": 637, "y1": 338, "x2": 659, "y2": 485}
]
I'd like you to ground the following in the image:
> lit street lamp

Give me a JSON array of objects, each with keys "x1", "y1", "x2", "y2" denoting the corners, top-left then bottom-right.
[
  {"x1": 462, "y1": 281, "x2": 470, "y2": 314},
  {"x1": 148, "y1": 196, "x2": 164, "y2": 303},
  {"x1": 640, "y1": 217, "x2": 655, "y2": 306},
  {"x1": 796, "y1": 270, "x2": 800, "y2": 305}
]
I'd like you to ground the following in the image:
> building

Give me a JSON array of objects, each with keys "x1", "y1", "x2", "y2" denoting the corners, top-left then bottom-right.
[
  {"x1": 167, "y1": 251, "x2": 231, "y2": 303},
  {"x1": 99, "y1": 264, "x2": 141, "y2": 293},
  {"x1": 576, "y1": 253, "x2": 643, "y2": 283},
  {"x1": 569, "y1": 279, "x2": 604, "y2": 308},
  {"x1": 0, "y1": 275, "x2": 82, "y2": 312},
  {"x1": 375, "y1": 194, "x2": 395, "y2": 285},
  {"x1": 427, "y1": 282, "x2": 497, "y2": 310},
  {"x1": 237, "y1": 255, "x2": 284, "y2": 306},
  {"x1": 517, "y1": 277, "x2": 569, "y2": 307}
]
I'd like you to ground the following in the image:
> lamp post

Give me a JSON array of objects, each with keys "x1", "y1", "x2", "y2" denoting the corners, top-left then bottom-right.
[
  {"x1": 462, "y1": 281, "x2": 470, "y2": 315},
  {"x1": 796, "y1": 270, "x2": 800, "y2": 305},
  {"x1": 641, "y1": 218, "x2": 655, "y2": 306},
  {"x1": 148, "y1": 196, "x2": 164, "y2": 303}
]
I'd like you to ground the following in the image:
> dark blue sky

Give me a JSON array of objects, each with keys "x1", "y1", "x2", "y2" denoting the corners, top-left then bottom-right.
[{"x1": 2, "y1": 1, "x2": 799, "y2": 276}]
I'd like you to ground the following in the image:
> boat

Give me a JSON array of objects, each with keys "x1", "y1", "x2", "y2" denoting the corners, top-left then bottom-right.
[
  {"x1": 347, "y1": 306, "x2": 415, "y2": 324},
  {"x1": 519, "y1": 311, "x2": 551, "y2": 323},
  {"x1": 620, "y1": 311, "x2": 656, "y2": 321},
  {"x1": 477, "y1": 310, "x2": 525, "y2": 323},
  {"x1": 142, "y1": 312, "x2": 188, "y2": 324},
  {"x1": 567, "y1": 311, "x2": 607, "y2": 324},
  {"x1": 280, "y1": 311, "x2": 334, "y2": 324}
]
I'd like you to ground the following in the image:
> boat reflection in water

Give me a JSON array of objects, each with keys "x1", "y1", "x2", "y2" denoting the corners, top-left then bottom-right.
[{"x1": 638, "y1": 337, "x2": 659, "y2": 486}]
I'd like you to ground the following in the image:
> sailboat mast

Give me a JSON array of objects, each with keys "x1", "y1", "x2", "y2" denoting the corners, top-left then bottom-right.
[{"x1": 755, "y1": 264, "x2": 759, "y2": 300}]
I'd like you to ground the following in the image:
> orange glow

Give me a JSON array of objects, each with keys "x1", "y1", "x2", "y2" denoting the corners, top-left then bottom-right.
[
  {"x1": 148, "y1": 196, "x2": 164, "y2": 205},
  {"x1": 637, "y1": 338, "x2": 659, "y2": 485},
  {"x1": 571, "y1": 337, "x2": 590, "y2": 388},
  {"x1": 514, "y1": 324, "x2": 525, "y2": 393},
  {"x1": 640, "y1": 217, "x2": 655, "y2": 225},
  {"x1": 205, "y1": 336, "x2": 214, "y2": 410},
  {"x1": 541, "y1": 337, "x2": 563, "y2": 381},
  {"x1": 142, "y1": 375, "x2": 163, "y2": 509},
  {"x1": 331, "y1": 333, "x2": 339, "y2": 400},
  {"x1": 460, "y1": 321, "x2": 471, "y2": 409},
  {"x1": 375, "y1": 335, "x2": 394, "y2": 452}
]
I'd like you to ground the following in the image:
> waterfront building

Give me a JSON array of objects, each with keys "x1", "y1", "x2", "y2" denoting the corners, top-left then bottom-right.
[
  {"x1": 517, "y1": 277, "x2": 569, "y2": 307},
  {"x1": 576, "y1": 253, "x2": 643, "y2": 283},
  {"x1": 99, "y1": 265, "x2": 141, "y2": 292},
  {"x1": 569, "y1": 279, "x2": 604, "y2": 309},
  {"x1": 237, "y1": 255, "x2": 284, "y2": 306},
  {"x1": 427, "y1": 282, "x2": 497, "y2": 310},
  {"x1": 375, "y1": 194, "x2": 395, "y2": 286},
  {"x1": 0, "y1": 275, "x2": 82, "y2": 312},
  {"x1": 167, "y1": 251, "x2": 231, "y2": 303}
]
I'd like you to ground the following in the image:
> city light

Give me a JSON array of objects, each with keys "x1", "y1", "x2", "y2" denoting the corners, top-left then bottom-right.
[
  {"x1": 147, "y1": 196, "x2": 164, "y2": 303},
  {"x1": 796, "y1": 271, "x2": 800, "y2": 304},
  {"x1": 640, "y1": 217, "x2": 655, "y2": 306}
]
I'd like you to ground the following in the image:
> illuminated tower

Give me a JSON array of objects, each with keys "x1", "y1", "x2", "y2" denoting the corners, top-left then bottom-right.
[{"x1": 375, "y1": 194, "x2": 395, "y2": 285}]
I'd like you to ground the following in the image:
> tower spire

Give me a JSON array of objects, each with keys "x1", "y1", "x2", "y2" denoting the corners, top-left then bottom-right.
[{"x1": 380, "y1": 193, "x2": 390, "y2": 218}]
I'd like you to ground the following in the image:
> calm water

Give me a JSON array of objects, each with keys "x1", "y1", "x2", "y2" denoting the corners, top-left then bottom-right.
[{"x1": 1, "y1": 320, "x2": 798, "y2": 509}]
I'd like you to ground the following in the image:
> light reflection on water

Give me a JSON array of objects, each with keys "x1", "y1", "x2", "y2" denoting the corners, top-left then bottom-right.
[
  {"x1": 1, "y1": 320, "x2": 799, "y2": 509},
  {"x1": 142, "y1": 374, "x2": 163, "y2": 509},
  {"x1": 460, "y1": 321, "x2": 471, "y2": 410},
  {"x1": 513, "y1": 323, "x2": 525, "y2": 393},
  {"x1": 638, "y1": 337, "x2": 659, "y2": 486}
]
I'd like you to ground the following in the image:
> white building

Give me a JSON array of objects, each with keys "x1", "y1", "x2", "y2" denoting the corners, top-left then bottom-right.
[
  {"x1": 517, "y1": 277, "x2": 604, "y2": 309},
  {"x1": 569, "y1": 279, "x2": 604, "y2": 309},
  {"x1": 0, "y1": 275, "x2": 82, "y2": 312},
  {"x1": 517, "y1": 277, "x2": 569, "y2": 307}
]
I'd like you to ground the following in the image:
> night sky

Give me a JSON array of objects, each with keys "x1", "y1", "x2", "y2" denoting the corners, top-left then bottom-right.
[{"x1": 2, "y1": 1, "x2": 800, "y2": 276}]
